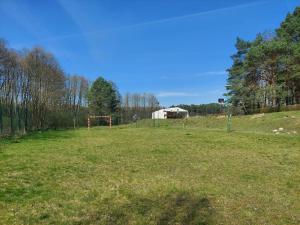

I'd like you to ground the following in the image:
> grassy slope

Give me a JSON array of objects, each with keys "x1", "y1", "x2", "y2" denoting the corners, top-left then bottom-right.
[
  {"x1": 136, "y1": 111, "x2": 300, "y2": 134},
  {"x1": 0, "y1": 111, "x2": 299, "y2": 225}
]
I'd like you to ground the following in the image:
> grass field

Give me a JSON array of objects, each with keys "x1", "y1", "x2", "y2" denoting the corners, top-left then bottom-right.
[{"x1": 0, "y1": 111, "x2": 299, "y2": 225}]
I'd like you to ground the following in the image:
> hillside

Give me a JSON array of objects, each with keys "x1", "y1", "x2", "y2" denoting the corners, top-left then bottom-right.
[{"x1": 134, "y1": 110, "x2": 300, "y2": 135}]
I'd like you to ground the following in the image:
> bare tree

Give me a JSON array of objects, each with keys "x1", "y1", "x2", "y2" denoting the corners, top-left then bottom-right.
[
  {"x1": 121, "y1": 92, "x2": 160, "y2": 123},
  {"x1": 66, "y1": 75, "x2": 88, "y2": 128}
]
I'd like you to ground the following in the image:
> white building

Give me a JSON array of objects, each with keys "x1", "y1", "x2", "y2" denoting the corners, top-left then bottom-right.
[{"x1": 152, "y1": 107, "x2": 189, "y2": 119}]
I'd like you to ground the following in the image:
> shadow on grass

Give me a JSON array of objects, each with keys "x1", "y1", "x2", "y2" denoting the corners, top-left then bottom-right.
[
  {"x1": 75, "y1": 191, "x2": 214, "y2": 225},
  {"x1": 19, "y1": 130, "x2": 75, "y2": 142},
  {"x1": 0, "y1": 130, "x2": 75, "y2": 145}
]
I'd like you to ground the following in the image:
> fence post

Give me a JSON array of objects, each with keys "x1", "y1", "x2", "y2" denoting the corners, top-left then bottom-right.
[{"x1": 227, "y1": 104, "x2": 232, "y2": 132}]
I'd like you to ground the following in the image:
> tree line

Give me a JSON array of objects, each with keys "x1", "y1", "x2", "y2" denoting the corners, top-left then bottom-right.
[
  {"x1": 121, "y1": 92, "x2": 160, "y2": 123},
  {"x1": 0, "y1": 39, "x2": 160, "y2": 135},
  {"x1": 0, "y1": 40, "x2": 89, "y2": 136},
  {"x1": 226, "y1": 7, "x2": 300, "y2": 114},
  {"x1": 172, "y1": 103, "x2": 225, "y2": 116}
]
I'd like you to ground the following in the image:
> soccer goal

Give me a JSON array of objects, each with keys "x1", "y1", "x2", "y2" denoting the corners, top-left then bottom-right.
[{"x1": 88, "y1": 115, "x2": 112, "y2": 129}]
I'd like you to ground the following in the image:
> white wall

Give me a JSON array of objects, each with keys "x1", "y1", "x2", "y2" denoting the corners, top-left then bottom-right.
[{"x1": 152, "y1": 110, "x2": 166, "y2": 119}]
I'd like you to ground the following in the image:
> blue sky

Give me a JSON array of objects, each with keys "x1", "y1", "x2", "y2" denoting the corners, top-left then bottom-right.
[{"x1": 0, "y1": 0, "x2": 299, "y2": 106}]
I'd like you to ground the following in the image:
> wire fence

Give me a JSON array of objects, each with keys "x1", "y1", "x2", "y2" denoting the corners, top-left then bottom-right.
[{"x1": 125, "y1": 108, "x2": 300, "y2": 136}]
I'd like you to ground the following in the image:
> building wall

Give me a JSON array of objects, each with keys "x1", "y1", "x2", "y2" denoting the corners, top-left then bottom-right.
[
  {"x1": 152, "y1": 108, "x2": 189, "y2": 119},
  {"x1": 152, "y1": 110, "x2": 166, "y2": 119}
]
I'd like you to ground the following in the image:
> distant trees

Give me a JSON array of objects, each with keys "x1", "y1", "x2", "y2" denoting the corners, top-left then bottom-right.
[
  {"x1": 0, "y1": 40, "x2": 89, "y2": 136},
  {"x1": 226, "y1": 7, "x2": 300, "y2": 114},
  {"x1": 0, "y1": 38, "x2": 161, "y2": 135},
  {"x1": 65, "y1": 75, "x2": 89, "y2": 129},
  {"x1": 86, "y1": 80, "x2": 160, "y2": 125},
  {"x1": 173, "y1": 103, "x2": 224, "y2": 116},
  {"x1": 23, "y1": 47, "x2": 66, "y2": 130},
  {"x1": 88, "y1": 77, "x2": 121, "y2": 124},
  {"x1": 121, "y1": 92, "x2": 160, "y2": 123}
]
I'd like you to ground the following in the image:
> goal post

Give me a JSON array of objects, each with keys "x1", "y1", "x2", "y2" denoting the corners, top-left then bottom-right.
[{"x1": 88, "y1": 115, "x2": 112, "y2": 129}]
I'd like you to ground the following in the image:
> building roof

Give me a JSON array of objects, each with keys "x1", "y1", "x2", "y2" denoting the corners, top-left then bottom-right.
[{"x1": 153, "y1": 107, "x2": 188, "y2": 113}]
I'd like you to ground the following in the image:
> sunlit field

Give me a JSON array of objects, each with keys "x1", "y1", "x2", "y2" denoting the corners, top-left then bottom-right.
[{"x1": 0, "y1": 111, "x2": 299, "y2": 225}]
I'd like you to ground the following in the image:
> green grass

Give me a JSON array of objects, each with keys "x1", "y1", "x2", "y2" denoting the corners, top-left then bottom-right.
[
  {"x1": 135, "y1": 110, "x2": 300, "y2": 134},
  {"x1": 0, "y1": 111, "x2": 299, "y2": 224}
]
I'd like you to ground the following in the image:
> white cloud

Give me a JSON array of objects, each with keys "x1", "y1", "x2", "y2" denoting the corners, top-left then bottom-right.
[
  {"x1": 22, "y1": 0, "x2": 270, "y2": 43},
  {"x1": 160, "y1": 70, "x2": 227, "y2": 80},
  {"x1": 157, "y1": 92, "x2": 199, "y2": 97},
  {"x1": 156, "y1": 89, "x2": 225, "y2": 98},
  {"x1": 156, "y1": 91, "x2": 198, "y2": 97},
  {"x1": 194, "y1": 70, "x2": 227, "y2": 77},
  {"x1": 114, "y1": 0, "x2": 269, "y2": 28}
]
